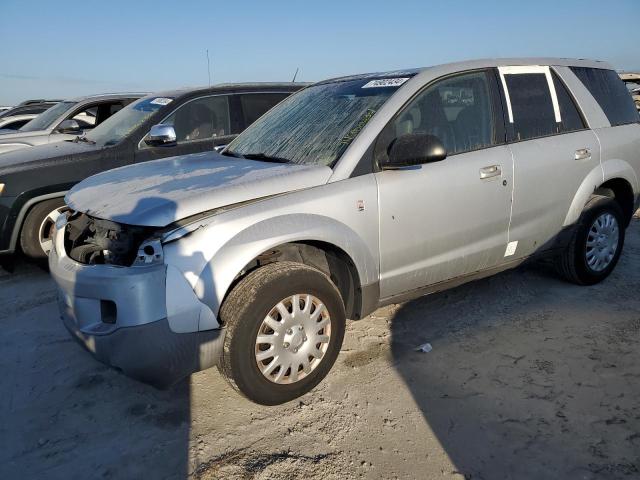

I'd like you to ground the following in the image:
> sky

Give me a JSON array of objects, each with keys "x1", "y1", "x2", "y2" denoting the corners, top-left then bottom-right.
[{"x1": 1, "y1": 0, "x2": 638, "y2": 105}]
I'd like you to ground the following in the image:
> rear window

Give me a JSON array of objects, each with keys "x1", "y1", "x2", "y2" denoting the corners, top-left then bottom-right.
[{"x1": 570, "y1": 67, "x2": 639, "y2": 126}]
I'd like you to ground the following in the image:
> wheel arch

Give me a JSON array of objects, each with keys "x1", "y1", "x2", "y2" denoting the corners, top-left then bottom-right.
[
  {"x1": 228, "y1": 240, "x2": 363, "y2": 320},
  {"x1": 595, "y1": 177, "x2": 636, "y2": 226},
  {"x1": 8, "y1": 190, "x2": 68, "y2": 253},
  {"x1": 564, "y1": 159, "x2": 638, "y2": 228},
  {"x1": 182, "y1": 214, "x2": 379, "y2": 323}
]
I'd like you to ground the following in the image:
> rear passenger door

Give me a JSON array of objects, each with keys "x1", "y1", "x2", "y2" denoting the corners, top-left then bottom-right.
[{"x1": 498, "y1": 66, "x2": 601, "y2": 258}]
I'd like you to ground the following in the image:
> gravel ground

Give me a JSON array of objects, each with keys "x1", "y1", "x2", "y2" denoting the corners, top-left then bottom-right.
[{"x1": 1, "y1": 219, "x2": 640, "y2": 479}]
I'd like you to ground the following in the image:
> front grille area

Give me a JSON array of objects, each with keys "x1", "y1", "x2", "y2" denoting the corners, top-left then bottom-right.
[{"x1": 64, "y1": 211, "x2": 155, "y2": 266}]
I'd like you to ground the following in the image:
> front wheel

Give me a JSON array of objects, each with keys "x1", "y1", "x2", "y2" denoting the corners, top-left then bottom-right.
[
  {"x1": 556, "y1": 195, "x2": 625, "y2": 285},
  {"x1": 218, "y1": 261, "x2": 346, "y2": 405},
  {"x1": 20, "y1": 198, "x2": 67, "y2": 259}
]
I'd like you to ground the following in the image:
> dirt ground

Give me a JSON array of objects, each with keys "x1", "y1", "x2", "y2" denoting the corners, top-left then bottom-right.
[{"x1": 1, "y1": 220, "x2": 640, "y2": 480}]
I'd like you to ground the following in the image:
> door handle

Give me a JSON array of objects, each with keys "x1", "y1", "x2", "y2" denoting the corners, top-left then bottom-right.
[
  {"x1": 479, "y1": 165, "x2": 502, "y2": 179},
  {"x1": 574, "y1": 148, "x2": 592, "y2": 161}
]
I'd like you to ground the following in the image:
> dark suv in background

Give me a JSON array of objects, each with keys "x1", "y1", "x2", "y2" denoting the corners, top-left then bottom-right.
[{"x1": 0, "y1": 83, "x2": 304, "y2": 259}]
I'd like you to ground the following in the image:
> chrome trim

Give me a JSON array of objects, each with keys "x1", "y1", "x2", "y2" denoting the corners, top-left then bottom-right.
[{"x1": 146, "y1": 124, "x2": 176, "y2": 146}]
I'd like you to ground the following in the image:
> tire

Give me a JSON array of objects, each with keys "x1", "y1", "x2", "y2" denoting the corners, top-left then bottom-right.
[
  {"x1": 19, "y1": 197, "x2": 66, "y2": 259},
  {"x1": 556, "y1": 195, "x2": 625, "y2": 285},
  {"x1": 218, "y1": 261, "x2": 346, "y2": 405}
]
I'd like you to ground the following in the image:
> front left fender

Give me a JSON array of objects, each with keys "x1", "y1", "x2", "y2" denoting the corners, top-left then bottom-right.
[{"x1": 202, "y1": 213, "x2": 377, "y2": 323}]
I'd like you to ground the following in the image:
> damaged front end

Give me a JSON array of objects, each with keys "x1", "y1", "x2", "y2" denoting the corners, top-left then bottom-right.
[
  {"x1": 49, "y1": 209, "x2": 224, "y2": 387},
  {"x1": 63, "y1": 211, "x2": 162, "y2": 266}
]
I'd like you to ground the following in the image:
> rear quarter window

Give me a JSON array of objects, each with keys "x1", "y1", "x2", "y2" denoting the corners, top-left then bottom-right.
[{"x1": 570, "y1": 67, "x2": 640, "y2": 126}]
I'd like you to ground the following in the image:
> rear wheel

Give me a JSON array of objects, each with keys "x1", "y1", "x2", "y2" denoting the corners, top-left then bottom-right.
[
  {"x1": 20, "y1": 198, "x2": 67, "y2": 259},
  {"x1": 556, "y1": 195, "x2": 625, "y2": 285},
  {"x1": 218, "y1": 261, "x2": 346, "y2": 405}
]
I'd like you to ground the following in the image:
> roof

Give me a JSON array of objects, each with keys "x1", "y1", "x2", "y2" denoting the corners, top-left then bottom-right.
[
  {"x1": 620, "y1": 73, "x2": 640, "y2": 81},
  {"x1": 319, "y1": 57, "x2": 614, "y2": 84},
  {"x1": 144, "y1": 82, "x2": 308, "y2": 101},
  {"x1": 68, "y1": 92, "x2": 149, "y2": 102}
]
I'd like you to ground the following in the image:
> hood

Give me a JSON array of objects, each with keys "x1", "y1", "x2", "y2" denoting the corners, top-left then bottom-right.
[
  {"x1": 0, "y1": 130, "x2": 53, "y2": 155},
  {"x1": 66, "y1": 151, "x2": 333, "y2": 227},
  {"x1": 0, "y1": 140, "x2": 97, "y2": 174},
  {"x1": 0, "y1": 129, "x2": 48, "y2": 141}
]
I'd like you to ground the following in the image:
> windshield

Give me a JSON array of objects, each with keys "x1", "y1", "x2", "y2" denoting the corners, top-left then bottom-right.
[
  {"x1": 85, "y1": 96, "x2": 172, "y2": 146},
  {"x1": 225, "y1": 77, "x2": 410, "y2": 166},
  {"x1": 19, "y1": 101, "x2": 75, "y2": 132}
]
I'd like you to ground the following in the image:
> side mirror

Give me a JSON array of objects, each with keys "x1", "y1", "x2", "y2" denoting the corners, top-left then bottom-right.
[
  {"x1": 145, "y1": 124, "x2": 177, "y2": 147},
  {"x1": 382, "y1": 133, "x2": 447, "y2": 169},
  {"x1": 56, "y1": 119, "x2": 81, "y2": 134}
]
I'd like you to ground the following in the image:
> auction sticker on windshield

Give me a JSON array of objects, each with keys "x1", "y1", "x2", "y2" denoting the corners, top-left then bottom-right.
[
  {"x1": 150, "y1": 97, "x2": 173, "y2": 106},
  {"x1": 362, "y1": 78, "x2": 410, "y2": 88}
]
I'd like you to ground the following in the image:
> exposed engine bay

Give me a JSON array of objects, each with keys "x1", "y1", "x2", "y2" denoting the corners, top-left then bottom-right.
[{"x1": 64, "y1": 211, "x2": 156, "y2": 266}]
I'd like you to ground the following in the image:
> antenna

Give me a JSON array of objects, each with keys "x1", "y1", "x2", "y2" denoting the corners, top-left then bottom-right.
[
  {"x1": 292, "y1": 67, "x2": 299, "y2": 82},
  {"x1": 206, "y1": 49, "x2": 211, "y2": 86}
]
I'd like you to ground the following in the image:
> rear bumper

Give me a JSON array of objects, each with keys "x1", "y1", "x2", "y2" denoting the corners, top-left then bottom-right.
[{"x1": 49, "y1": 223, "x2": 224, "y2": 387}]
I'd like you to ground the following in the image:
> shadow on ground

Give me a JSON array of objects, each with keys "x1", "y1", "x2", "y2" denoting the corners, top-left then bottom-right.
[
  {"x1": 390, "y1": 253, "x2": 640, "y2": 479},
  {"x1": 0, "y1": 261, "x2": 192, "y2": 479}
]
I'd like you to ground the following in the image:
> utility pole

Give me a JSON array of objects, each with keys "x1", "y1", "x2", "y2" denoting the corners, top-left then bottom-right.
[{"x1": 206, "y1": 49, "x2": 211, "y2": 86}]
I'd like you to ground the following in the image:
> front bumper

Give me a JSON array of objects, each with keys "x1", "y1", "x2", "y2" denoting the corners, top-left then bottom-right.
[{"x1": 49, "y1": 225, "x2": 224, "y2": 387}]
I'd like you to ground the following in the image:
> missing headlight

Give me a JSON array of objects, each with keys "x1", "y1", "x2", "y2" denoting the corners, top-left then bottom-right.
[{"x1": 64, "y1": 212, "x2": 157, "y2": 266}]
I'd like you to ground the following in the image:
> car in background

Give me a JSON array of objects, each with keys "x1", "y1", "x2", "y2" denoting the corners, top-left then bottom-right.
[
  {"x1": 0, "y1": 114, "x2": 39, "y2": 133},
  {"x1": 0, "y1": 83, "x2": 304, "y2": 259},
  {"x1": 0, "y1": 106, "x2": 12, "y2": 114},
  {"x1": 16, "y1": 99, "x2": 63, "y2": 106},
  {"x1": 0, "y1": 100, "x2": 59, "y2": 120},
  {"x1": 620, "y1": 73, "x2": 640, "y2": 110},
  {"x1": 0, "y1": 94, "x2": 144, "y2": 154}
]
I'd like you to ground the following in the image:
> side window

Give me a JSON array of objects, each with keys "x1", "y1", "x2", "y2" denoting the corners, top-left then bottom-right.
[
  {"x1": 72, "y1": 106, "x2": 97, "y2": 128},
  {"x1": 163, "y1": 95, "x2": 231, "y2": 142},
  {"x1": 570, "y1": 67, "x2": 640, "y2": 126},
  {"x1": 552, "y1": 72, "x2": 586, "y2": 133},
  {"x1": 2, "y1": 119, "x2": 30, "y2": 130},
  {"x1": 376, "y1": 71, "x2": 496, "y2": 162},
  {"x1": 503, "y1": 72, "x2": 558, "y2": 141},
  {"x1": 69, "y1": 102, "x2": 125, "y2": 130},
  {"x1": 240, "y1": 93, "x2": 289, "y2": 128}
]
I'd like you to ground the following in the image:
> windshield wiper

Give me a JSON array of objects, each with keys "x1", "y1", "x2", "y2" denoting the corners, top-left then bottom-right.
[
  {"x1": 241, "y1": 152, "x2": 291, "y2": 164},
  {"x1": 74, "y1": 136, "x2": 96, "y2": 145},
  {"x1": 221, "y1": 149, "x2": 243, "y2": 158}
]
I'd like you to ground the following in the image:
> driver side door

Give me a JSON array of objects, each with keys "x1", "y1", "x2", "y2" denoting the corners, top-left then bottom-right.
[
  {"x1": 375, "y1": 70, "x2": 514, "y2": 299},
  {"x1": 135, "y1": 94, "x2": 236, "y2": 163}
]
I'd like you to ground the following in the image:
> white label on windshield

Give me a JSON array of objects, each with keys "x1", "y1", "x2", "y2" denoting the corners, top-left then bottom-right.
[
  {"x1": 362, "y1": 78, "x2": 410, "y2": 88},
  {"x1": 150, "y1": 97, "x2": 173, "y2": 105}
]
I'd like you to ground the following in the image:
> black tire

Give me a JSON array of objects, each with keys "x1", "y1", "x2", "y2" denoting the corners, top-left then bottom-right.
[
  {"x1": 20, "y1": 197, "x2": 66, "y2": 259},
  {"x1": 556, "y1": 195, "x2": 625, "y2": 285},
  {"x1": 218, "y1": 261, "x2": 346, "y2": 405}
]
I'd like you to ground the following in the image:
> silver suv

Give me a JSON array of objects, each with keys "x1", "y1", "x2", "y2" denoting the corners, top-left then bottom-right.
[
  {"x1": 0, "y1": 93, "x2": 143, "y2": 154},
  {"x1": 49, "y1": 58, "x2": 640, "y2": 405}
]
